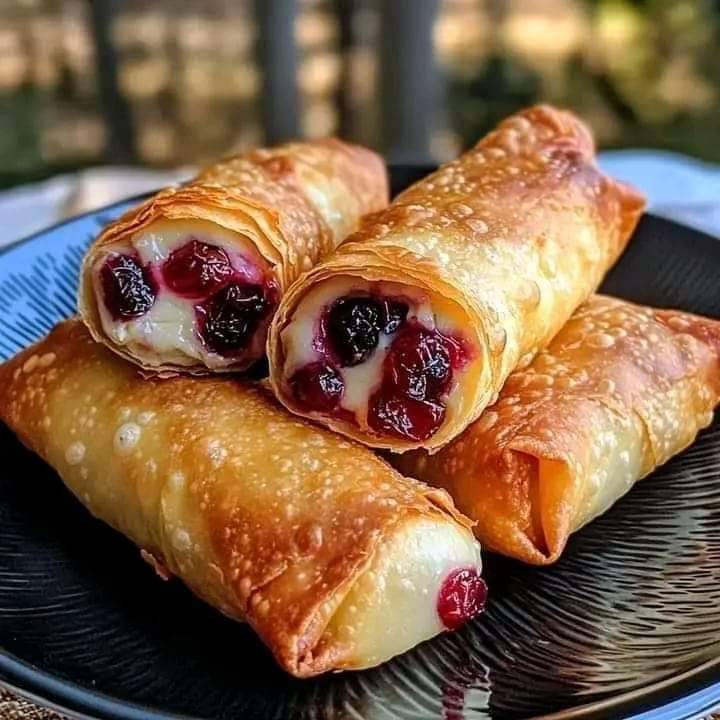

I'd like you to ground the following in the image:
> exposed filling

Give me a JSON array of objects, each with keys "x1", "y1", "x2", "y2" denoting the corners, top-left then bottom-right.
[
  {"x1": 324, "y1": 517, "x2": 485, "y2": 668},
  {"x1": 436, "y1": 566, "x2": 488, "y2": 630},
  {"x1": 282, "y1": 279, "x2": 472, "y2": 442},
  {"x1": 100, "y1": 253, "x2": 157, "y2": 320},
  {"x1": 93, "y1": 220, "x2": 277, "y2": 370}
]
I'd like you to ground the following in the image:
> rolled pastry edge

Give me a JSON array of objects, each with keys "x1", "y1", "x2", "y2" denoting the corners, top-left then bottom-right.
[{"x1": 394, "y1": 296, "x2": 720, "y2": 565}]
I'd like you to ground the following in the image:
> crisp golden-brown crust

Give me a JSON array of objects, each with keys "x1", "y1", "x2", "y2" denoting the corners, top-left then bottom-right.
[
  {"x1": 394, "y1": 295, "x2": 720, "y2": 564},
  {"x1": 269, "y1": 105, "x2": 646, "y2": 451},
  {"x1": 0, "y1": 320, "x2": 473, "y2": 676},
  {"x1": 79, "y1": 139, "x2": 388, "y2": 374}
]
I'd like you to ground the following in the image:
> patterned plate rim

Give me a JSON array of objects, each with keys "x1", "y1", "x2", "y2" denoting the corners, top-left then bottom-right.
[
  {"x1": 0, "y1": 631, "x2": 719, "y2": 720},
  {"x1": 1, "y1": 191, "x2": 720, "y2": 720}
]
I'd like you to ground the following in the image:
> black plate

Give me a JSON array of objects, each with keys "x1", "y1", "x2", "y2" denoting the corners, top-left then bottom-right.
[{"x1": 1, "y1": 167, "x2": 720, "y2": 720}]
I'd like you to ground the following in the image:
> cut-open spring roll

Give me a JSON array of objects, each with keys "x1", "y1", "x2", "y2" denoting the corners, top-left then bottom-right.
[
  {"x1": 394, "y1": 295, "x2": 720, "y2": 564},
  {"x1": 269, "y1": 105, "x2": 645, "y2": 452},
  {"x1": 79, "y1": 139, "x2": 387, "y2": 374},
  {"x1": 0, "y1": 320, "x2": 486, "y2": 676}
]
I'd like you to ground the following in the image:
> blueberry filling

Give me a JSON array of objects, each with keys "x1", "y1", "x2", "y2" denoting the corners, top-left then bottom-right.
[
  {"x1": 290, "y1": 362, "x2": 344, "y2": 412},
  {"x1": 385, "y1": 327, "x2": 453, "y2": 401},
  {"x1": 437, "y1": 567, "x2": 487, "y2": 630},
  {"x1": 326, "y1": 296, "x2": 409, "y2": 367},
  {"x1": 100, "y1": 253, "x2": 157, "y2": 320},
  {"x1": 368, "y1": 391, "x2": 446, "y2": 441},
  {"x1": 291, "y1": 290, "x2": 468, "y2": 441},
  {"x1": 162, "y1": 238, "x2": 233, "y2": 297},
  {"x1": 195, "y1": 283, "x2": 269, "y2": 356},
  {"x1": 327, "y1": 297, "x2": 382, "y2": 366}
]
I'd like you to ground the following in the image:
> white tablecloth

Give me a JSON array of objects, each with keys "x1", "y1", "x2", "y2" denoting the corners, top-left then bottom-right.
[
  {"x1": 0, "y1": 166, "x2": 193, "y2": 249},
  {"x1": 599, "y1": 150, "x2": 720, "y2": 239}
]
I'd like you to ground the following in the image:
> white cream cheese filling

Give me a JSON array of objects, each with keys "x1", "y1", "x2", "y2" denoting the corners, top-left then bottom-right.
[
  {"x1": 93, "y1": 219, "x2": 274, "y2": 369},
  {"x1": 326, "y1": 516, "x2": 483, "y2": 669}
]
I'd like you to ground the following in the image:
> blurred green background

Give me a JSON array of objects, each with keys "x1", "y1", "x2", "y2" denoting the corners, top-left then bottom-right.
[{"x1": 1, "y1": 0, "x2": 719, "y2": 189}]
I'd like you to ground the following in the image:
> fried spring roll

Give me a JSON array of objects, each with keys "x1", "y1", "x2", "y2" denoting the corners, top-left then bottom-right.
[
  {"x1": 269, "y1": 106, "x2": 645, "y2": 452},
  {"x1": 79, "y1": 140, "x2": 387, "y2": 374},
  {"x1": 0, "y1": 320, "x2": 486, "y2": 676},
  {"x1": 394, "y1": 295, "x2": 720, "y2": 564}
]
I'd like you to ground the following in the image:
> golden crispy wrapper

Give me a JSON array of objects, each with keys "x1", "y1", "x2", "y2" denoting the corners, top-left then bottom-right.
[
  {"x1": 269, "y1": 106, "x2": 645, "y2": 451},
  {"x1": 0, "y1": 320, "x2": 481, "y2": 676},
  {"x1": 394, "y1": 295, "x2": 720, "y2": 564}
]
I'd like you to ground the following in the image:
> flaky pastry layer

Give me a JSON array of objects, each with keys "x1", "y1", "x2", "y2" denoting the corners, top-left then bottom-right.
[{"x1": 0, "y1": 320, "x2": 481, "y2": 675}]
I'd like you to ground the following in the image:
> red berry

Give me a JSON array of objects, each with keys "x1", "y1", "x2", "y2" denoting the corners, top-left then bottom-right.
[
  {"x1": 162, "y1": 239, "x2": 233, "y2": 297},
  {"x1": 385, "y1": 327, "x2": 453, "y2": 401},
  {"x1": 100, "y1": 253, "x2": 156, "y2": 320},
  {"x1": 368, "y1": 391, "x2": 445, "y2": 441},
  {"x1": 437, "y1": 567, "x2": 487, "y2": 630},
  {"x1": 290, "y1": 362, "x2": 344, "y2": 412}
]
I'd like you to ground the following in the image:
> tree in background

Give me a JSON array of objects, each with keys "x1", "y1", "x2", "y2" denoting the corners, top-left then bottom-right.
[{"x1": 443, "y1": 0, "x2": 720, "y2": 159}]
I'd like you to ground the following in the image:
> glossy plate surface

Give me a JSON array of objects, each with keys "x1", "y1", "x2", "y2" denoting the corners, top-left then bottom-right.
[{"x1": 1, "y1": 167, "x2": 719, "y2": 720}]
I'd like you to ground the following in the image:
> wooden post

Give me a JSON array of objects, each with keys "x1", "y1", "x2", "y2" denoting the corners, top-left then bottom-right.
[
  {"x1": 255, "y1": 0, "x2": 301, "y2": 143},
  {"x1": 379, "y1": 0, "x2": 439, "y2": 163},
  {"x1": 88, "y1": 0, "x2": 137, "y2": 164},
  {"x1": 333, "y1": 0, "x2": 354, "y2": 139}
]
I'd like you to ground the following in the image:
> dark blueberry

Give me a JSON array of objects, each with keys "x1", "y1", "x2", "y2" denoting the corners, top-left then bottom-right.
[
  {"x1": 368, "y1": 391, "x2": 445, "y2": 441},
  {"x1": 100, "y1": 253, "x2": 157, "y2": 320},
  {"x1": 381, "y1": 299, "x2": 409, "y2": 335},
  {"x1": 290, "y1": 362, "x2": 344, "y2": 412},
  {"x1": 385, "y1": 327, "x2": 453, "y2": 401},
  {"x1": 195, "y1": 283, "x2": 267, "y2": 355},
  {"x1": 327, "y1": 296, "x2": 383, "y2": 366},
  {"x1": 162, "y1": 238, "x2": 233, "y2": 297}
]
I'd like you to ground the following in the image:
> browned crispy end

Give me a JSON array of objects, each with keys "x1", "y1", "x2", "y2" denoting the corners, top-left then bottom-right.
[{"x1": 395, "y1": 295, "x2": 720, "y2": 564}]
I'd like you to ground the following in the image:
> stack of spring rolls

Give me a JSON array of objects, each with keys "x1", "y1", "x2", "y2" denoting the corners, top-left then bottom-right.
[{"x1": 2, "y1": 106, "x2": 720, "y2": 678}]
